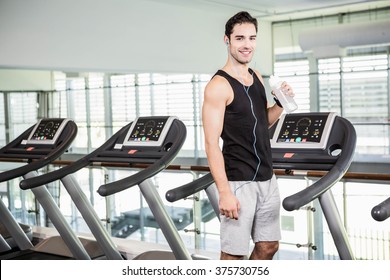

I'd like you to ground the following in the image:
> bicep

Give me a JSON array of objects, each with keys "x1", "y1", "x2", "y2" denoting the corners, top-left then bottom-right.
[
  {"x1": 202, "y1": 99, "x2": 224, "y2": 145},
  {"x1": 202, "y1": 83, "x2": 228, "y2": 145}
]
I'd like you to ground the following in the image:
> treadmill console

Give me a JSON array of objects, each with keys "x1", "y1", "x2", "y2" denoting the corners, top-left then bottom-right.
[
  {"x1": 122, "y1": 116, "x2": 177, "y2": 147},
  {"x1": 25, "y1": 119, "x2": 71, "y2": 145},
  {"x1": 271, "y1": 112, "x2": 337, "y2": 150}
]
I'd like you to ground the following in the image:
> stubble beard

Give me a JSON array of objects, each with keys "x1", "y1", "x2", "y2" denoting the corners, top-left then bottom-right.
[{"x1": 230, "y1": 50, "x2": 253, "y2": 65}]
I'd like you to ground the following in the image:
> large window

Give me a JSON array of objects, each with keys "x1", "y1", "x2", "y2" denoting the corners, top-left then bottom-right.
[
  {"x1": 111, "y1": 74, "x2": 137, "y2": 130},
  {"x1": 318, "y1": 52, "x2": 389, "y2": 156},
  {"x1": 6, "y1": 92, "x2": 37, "y2": 141},
  {"x1": 53, "y1": 73, "x2": 210, "y2": 158},
  {"x1": 48, "y1": 55, "x2": 390, "y2": 159}
]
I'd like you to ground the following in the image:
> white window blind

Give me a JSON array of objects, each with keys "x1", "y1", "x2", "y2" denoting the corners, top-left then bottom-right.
[
  {"x1": 342, "y1": 54, "x2": 388, "y2": 120},
  {"x1": 87, "y1": 74, "x2": 106, "y2": 148},
  {"x1": 0, "y1": 93, "x2": 5, "y2": 146},
  {"x1": 318, "y1": 53, "x2": 389, "y2": 155},
  {"x1": 274, "y1": 59, "x2": 310, "y2": 112},
  {"x1": 152, "y1": 73, "x2": 194, "y2": 155},
  {"x1": 9, "y1": 92, "x2": 37, "y2": 140},
  {"x1": 51, "y1": 72, "x2": 68, "y2": 118},
  {"x1": 111, "y1": 74, "x2": 137, "y2": 132},
  {"x1": 195, "y1": 75, "x2": 210, "y2": 157},
  {"x1": 66, "y1": 78, "x2": 88, "y2": 151},
  {"x1": 318, "y1": 58, "x2": 342, "y2": 114}
]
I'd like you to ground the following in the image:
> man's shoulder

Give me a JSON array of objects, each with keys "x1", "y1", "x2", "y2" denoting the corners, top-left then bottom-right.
[{"x1": 205, "y1": 75, "x2": 231, "y2": 94}]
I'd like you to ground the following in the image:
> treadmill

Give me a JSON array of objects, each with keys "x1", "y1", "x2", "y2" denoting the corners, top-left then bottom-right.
[
  {"x1": 0, "y1": 118, "x2": 94, "y2": 260},
  {"x1": 166, "y1": 112, "x2": 357, "y2": 260},
  {"x1": 21, "y1": 116, "x2": 203, "y2": 260}
]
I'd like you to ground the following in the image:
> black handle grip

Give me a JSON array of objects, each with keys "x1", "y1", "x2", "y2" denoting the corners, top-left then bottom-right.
[
  {"x1": 166, "y1": 173, "x2": 214, "y2": 202},
  {"x1": 0, "y1": 160, "x2": 49, "y2": 183},
  {"x1": 371, "y1": 197, "x2": 390, "y2": 222},
  {"x1": 98, "y1": 161, "x2": 165, "y2": 196},
  {"x1": 283, "y1": 165, "x2": 344, "y2": 211},
  {"x1": 20, "y1": 158, "x2": 90, "y2": 190}
]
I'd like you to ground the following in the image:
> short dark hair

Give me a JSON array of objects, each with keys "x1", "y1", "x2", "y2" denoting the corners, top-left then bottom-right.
[{"x1": 225, "y1": 11, "x2": 258, "y2": 39}]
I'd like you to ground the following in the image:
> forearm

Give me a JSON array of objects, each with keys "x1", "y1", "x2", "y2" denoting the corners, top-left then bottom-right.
[
  {"x1": 205, "y1": 145, "x2": 231, "y2": 195},
  {"x1": 268, "y1": 103, "x2": 284, "y2": 127}
]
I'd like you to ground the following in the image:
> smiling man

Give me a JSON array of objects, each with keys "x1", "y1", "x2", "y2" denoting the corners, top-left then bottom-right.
[{"x1": 202, "y1": 11, "x2": 294, "y2": 260}]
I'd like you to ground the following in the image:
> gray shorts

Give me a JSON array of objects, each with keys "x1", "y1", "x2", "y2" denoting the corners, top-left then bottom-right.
[{"x1": 220, "y1": 174, "x2": 281, "y2": 256}]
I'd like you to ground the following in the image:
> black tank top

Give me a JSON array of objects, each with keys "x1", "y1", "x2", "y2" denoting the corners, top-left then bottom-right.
[{"x1": 215, "y1": 69, "x2": 273, "y2": 181}]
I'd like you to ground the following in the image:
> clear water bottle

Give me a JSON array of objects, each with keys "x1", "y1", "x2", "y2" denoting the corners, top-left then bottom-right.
[{"x1": 269, "y1": 75, "x2": 298, "y2": 113}]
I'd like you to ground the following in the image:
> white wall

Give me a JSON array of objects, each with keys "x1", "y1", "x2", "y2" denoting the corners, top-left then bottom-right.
[
  {"x1": 1, "y1": 0, "x2": 387, "y2": 90},
  {"x1": 0, "y1": 0, "x2": 224, "y2": 74},
  {"x1": 0, "y1": 69, "x2": 53, "y2": 91},
  {"x1": 0, "y1": 0, "x2": 275, "y2": 90},
  {"x1": 0, "y1": 0, "x2": 273, "y2": 76}
]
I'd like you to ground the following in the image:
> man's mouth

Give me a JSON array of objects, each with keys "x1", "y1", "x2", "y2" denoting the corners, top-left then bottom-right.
[{"x1": 240, "y1": 50, "x2": 252, "y2": 56}]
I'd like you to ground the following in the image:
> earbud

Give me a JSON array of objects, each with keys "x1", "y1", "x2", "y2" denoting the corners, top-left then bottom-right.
[{"x1": 225, "y1": 39, "x2": 229, "y2": 45}]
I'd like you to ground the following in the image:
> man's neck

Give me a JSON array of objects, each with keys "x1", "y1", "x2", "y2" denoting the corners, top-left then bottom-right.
[{"x1": 223, "y1": 62, "x2": 251, "y2": 85}]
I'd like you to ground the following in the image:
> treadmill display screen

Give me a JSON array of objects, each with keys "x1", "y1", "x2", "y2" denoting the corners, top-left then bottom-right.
[
  {"x1": 128, "y1": 118, "x2": 167, "y2": 142},
  {"x1": 123, "y1": 116, "x2": 176, "y2": 147},
  {"x1": 271, "y1": 113, "x2": 336, "y2": 150},
  {"x1": 276, "y1": 115, "x2": 328, "y2": 143},
  {"x1": 26, "y1": 119, "x2": 70, "y2": 145}
]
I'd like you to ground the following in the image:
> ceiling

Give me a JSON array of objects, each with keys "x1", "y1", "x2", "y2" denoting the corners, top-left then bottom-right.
[{"x1": 151, "y1": 0, "x2": 390, "y2": 21}]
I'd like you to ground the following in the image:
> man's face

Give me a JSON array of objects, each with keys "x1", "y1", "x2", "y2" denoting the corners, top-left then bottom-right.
[{"x1": 228, "y1": 23, "x2": 257, "y2": 65}]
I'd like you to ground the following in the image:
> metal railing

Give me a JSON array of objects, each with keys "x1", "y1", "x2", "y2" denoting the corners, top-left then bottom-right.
[{"x1": 1, "y1": 160, "x2": 389, "y2": 260}]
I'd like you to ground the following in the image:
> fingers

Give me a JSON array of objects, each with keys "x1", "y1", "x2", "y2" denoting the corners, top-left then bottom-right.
[
  {"x1": 286, "y1": 87, "x2": 294, "y2": 97},
  {"x1": 232, "y1": 209, "x2": 239, "y2": 220},
  {"x1": 220, "y1": 209, "x2": 239, "y2": 220},
  {"x1": 219, "y1": 195, "x2": 240, "y2": 220},
  {"x1": 281, "y1": 82, "x2": 294, "y2": 97}
]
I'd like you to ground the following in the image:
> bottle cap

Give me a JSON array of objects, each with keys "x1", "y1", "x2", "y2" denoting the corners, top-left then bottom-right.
[{"x1": 269, "y1": 75, "x2": 281, "y2": 88}]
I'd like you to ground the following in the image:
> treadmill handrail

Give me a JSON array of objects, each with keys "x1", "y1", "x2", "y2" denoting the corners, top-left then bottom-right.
[
  {"x1": 0, "y1": 121, "x2": 78, "y2": 183},
  {"x1": 371, "y1": 197, "x2": 390, "y2": 222},
  {"x1": 97, "y1": 120, "x2": 187, "y2": 196},
  {"x1": 165, "y1": 173, "x2": 214, "y2": 202},
  {"x1": 97, "y1": 161, "x2": 165, "y2": 196},
  {"x1": 20, "y1": 124, "x2": 130, "y2": 190},
  {"x1": 282, "y1": 117, "x2": 356, "y2": 211}
]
